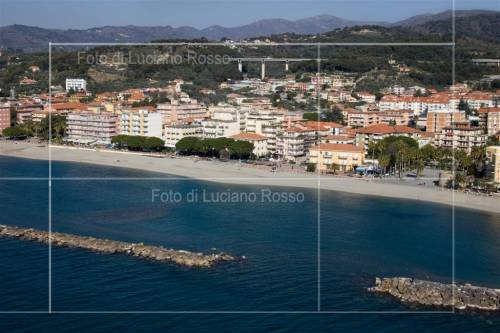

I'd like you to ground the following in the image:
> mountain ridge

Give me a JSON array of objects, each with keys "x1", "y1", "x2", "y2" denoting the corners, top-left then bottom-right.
[{"x1": 0, "y1": 10, "x2": 498, "y2": 52}]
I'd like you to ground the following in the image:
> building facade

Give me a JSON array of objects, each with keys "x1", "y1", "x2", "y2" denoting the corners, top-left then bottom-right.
[
  {"x1": 434, "y1": 122, "x2": 487, "y2": 154},
  {"x1": 426, "y1": 110, "x2": 467, "y2": 133},
  {"x1": 163, "y1": 123, "x2": 202, "y2": 148},
  {"x1": 478, "y1": 107, "x2": 500, "y2": 136},
  {"x1": 65, "y1": 78, "x2": 87, "y2": 92},
  {"x1": 120, "y1": 109, "x2": 163, "y2": 138},
  {"x1": 0, "y1": 106, "x2": 10, "y2": 132},
  {"x1": 308, "y1": 143, "x2": 364, "y2": 172},
  {"x1": 486, "y1": 146, "x2": 500, "y2": 184},
  {"x1": 66, "y1": 112, "x2": 118, "y2": 145}
]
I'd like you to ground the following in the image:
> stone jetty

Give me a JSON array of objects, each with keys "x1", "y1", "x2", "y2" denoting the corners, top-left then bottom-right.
[
  {"x1": 369, "y1": 277, "x2": 500, "y2": 311},
  {"x1": 0, "y1": 224, "x2": 234, "y2": 268}
]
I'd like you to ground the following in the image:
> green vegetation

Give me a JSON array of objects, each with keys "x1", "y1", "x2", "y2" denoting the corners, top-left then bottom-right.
[
  {"x1": 175, "y1": 137, "x2": 254, "y2": 159},
  {"x1": 368, "y1": 136, "x2": 490, "y2": 188},
  {"x1": 2, "y1": 126, "x2": 29, "y2": 138},
  {"x1": 306, "y1": 163, "x2": 317, "y2": 173},
  {"x1": 111, "y1": 135, "x2": 165, "y2": 152}
]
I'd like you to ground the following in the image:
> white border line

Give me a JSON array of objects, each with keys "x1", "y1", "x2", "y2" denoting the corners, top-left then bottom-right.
[
  {"x1": 48, "y1": 42, "x2": 53, "y2": 314},
  {"x1": 0, "y1": 310, "x2": 455, "y2": 314},
  {"x1": 10, "y1": 15, "x2": 457, "y2": 313},
  {"x1": 451, "y1": 0, "x2": 456, "y2": 314},
  {"x1": 316, "y1": 43, "x2": 322, "y2": 312},
  {"x1": 50, "y1": 42, "x2": 454, "y2": 46}
]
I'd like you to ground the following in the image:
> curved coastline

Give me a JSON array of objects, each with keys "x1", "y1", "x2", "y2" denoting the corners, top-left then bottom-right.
[{"x1": 1, "y1": 141, "x2": 500, "y2": 215}]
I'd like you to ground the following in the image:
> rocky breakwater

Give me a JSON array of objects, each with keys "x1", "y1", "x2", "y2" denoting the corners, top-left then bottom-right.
[
  {"x1": 0, "y1": 225, "x2": 234, "y2": 268},
  {"x1": 369, "y1": 277, "x2": 500, "y2": 311}
]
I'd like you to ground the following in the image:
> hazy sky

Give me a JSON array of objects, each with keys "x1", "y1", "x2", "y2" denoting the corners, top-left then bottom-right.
[{"x1": 0, "y1": 0, "x2": 498, "y2": 29}]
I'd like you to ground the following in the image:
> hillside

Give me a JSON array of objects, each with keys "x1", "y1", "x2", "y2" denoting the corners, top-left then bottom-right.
[
  {"x1": 0, "y1": 15, "x2": 385, "y2": 52},
  {"x1": 1, "y1": 10, "x2": 497, "y2": 52},
  {"x1": 1, "y1": 12, "x2": 498, "y2": 96}
]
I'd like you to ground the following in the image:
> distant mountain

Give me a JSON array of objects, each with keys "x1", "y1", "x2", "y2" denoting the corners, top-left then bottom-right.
[
  {"x1": 391, "y1": 9, "x2": 498, "y2": 26},
  {"x1": 0, "y1": 10, "x2": 498, "y2": 52}
]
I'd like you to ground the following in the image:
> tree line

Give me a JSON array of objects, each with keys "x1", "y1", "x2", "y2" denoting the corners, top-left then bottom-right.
[{"x1": 175, "y1": 137, "x2": 254, "y2": 160}]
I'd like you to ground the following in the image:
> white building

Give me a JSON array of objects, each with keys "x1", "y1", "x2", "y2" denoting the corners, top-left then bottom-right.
[
  {"x1": 276, "y1": 129, "x2": 306, "y2": 161},
  {"x1": 66, "y1": 112, "x2": 118, "y2": 145},
  {"x1": 201, "y1": 105, "x2": 246, "y2": 139},
  {"x1": 65, "y1": 78, "x2": 87, "y2": 92},
  {"x1": 163, "y1": 123, "x2": 202, "y2": 148},
  {"x1": 245, "y1": 111, "x2": 284, "y2": 154}
]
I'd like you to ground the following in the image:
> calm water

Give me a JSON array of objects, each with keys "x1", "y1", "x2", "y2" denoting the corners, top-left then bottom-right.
[{"x1": 1, "y1": 156, "x2": 499, "y2": 332}]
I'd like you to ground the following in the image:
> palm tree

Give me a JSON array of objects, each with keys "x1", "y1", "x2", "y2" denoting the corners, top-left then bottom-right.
[{"x1": 378, "y1": 155, "x2": 390, "y2": 175}]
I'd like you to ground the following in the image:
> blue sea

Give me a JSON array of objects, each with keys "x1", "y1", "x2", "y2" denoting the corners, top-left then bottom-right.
[{"x1": 0, "y1": 155, "x2": 499, "y2": 332}]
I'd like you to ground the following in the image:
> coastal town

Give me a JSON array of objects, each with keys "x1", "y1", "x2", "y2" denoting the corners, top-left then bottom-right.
[{"x1": 2, "y1": 56, "x2": 499, "y2": 194}]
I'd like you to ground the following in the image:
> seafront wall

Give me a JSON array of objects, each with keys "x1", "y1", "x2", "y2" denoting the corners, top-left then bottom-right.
[
  {"x1": 369, "y1": 277, "x2": 500, "y2": 311},
  {"x1": 0, "y1": 225, "x2": 234, "y2": 268}
]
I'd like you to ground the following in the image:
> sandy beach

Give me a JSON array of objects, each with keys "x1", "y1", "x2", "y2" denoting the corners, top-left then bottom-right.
[{"x1": 1, "y1": 140, "x2": 499, "y2": 214}]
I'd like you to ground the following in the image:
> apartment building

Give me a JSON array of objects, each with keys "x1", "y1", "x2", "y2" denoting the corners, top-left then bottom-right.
[
  {"x1": 478, "y1": 107, "x2": 500, "y2": 136},
  {"x1": 379, "y1": 95, "x2": 454, "y2": 115},
  {"x1": 426, "y1": 110, "x2": 467, "y2": 133},
  {"x1": 66, "y1": 112, "x2": 118, "y2": 145},
  {"x1": 163, "y1": 123, "x2": 202, "y2": 148},
  {"x1": 246, "y1": 111, "x2": 284, "y2": 154},
  {"x1": 276, "y1": 128, "x2": 306, "y2": 161},
  {"x1": 378, "y1": 110, "x2": 412, "y2": 126},
  {"x1": 346, "y1": 109, "x2": 412, "y2": 128},
  {"x1": 308, "y1": 143, "x2": 364, "y2": 172},
  {"x1": 486, "y1": 146, "x2": 500, "y2": 183},
  {"x1": 347, "y1": 110, "x2": 379, "y2": 127},
  {"x1": 65, "y1": 78, "x2": 87, "y2": 92},
  {"x1": 120, "y1": 109, "x2": 163, "y2": 138},
  {"x1": 434, "y1": 122, "x2": 487, "y2": 154},
  {"x1": 464, "y1": 92, "x2": 494, "y2": 110},
  {"x1": 157, "y1": 100, "x2": 207, "y2": 123},
  {"x1": 0, "y1": 106, "x2": 10, "y2": 131},
  {"x1": 15, "y1": 104, "x2": 43, "y2": 124},
  {"x1": 201, "y1": 105, "x2": 245, "y2": 139}
]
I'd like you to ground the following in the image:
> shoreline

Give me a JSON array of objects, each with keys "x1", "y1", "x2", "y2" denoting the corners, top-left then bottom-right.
[{"x1": 1, "y1": 141, "x2": 500, "y2": 215}]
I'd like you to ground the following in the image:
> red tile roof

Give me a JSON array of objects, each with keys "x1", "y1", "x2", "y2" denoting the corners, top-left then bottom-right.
[
  {"x1": 230, "y1": 133, "x2": 267, "y2": 141},
  {"x1": 478, "y1": 107, "x2": 500, "y2": 113},
  {"x1": 356, "y1": 123, "x2": 421, "y2": 135}
]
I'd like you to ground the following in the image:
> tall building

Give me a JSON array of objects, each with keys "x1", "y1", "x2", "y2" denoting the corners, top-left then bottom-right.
[
  {"x1": 65, "y1": 78, "x2": 87, "y2": 92},
  {"x1": 486, "y1": 146, "x2": 500, "y2": 184},
  {"x1": 201, "y1": 105, "x2": 245, "y2": 139},
  {"x1": 157, "y1": 100, "x2": 207, "y2": 123},
  {"x1": 66, "y1": 112, "x2": 118, "y2": 145},
  {"x1": 434, "y1": 122, "x2": 487, "y2": 154},
  {"x1": 163, "y1": 123, "x2": 202, "y2": 148},
  {"x1": 0, "y1": 106, "x2": 10, "y2": 132},
  {"x1": 426, "y1": 110, "x2": 466, "y2": 133},
  {"x1": 120, "y1": 109, "x2": 163, "y2": 138},
  {"x1": 478, "y1": 107, "x2": 500, "y2": 136}
]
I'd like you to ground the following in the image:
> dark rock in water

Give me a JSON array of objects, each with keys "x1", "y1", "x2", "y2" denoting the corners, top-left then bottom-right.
[
  {"x1": 0, "y1": 224, "x2": 234, "y2": 268},
  {"x1": 369, "y1": 277, "x2": 500, "y2": 311}
]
